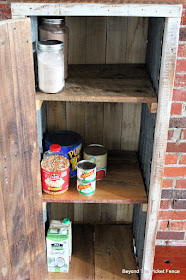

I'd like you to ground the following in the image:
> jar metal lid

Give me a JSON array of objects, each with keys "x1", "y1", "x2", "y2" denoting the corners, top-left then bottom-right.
[
  {"x1": 41, "y1": 17, "x2": 65, "y2": 25},
  {"x1": 38, "y1": 40, "x2": 63, "y2": 51}
]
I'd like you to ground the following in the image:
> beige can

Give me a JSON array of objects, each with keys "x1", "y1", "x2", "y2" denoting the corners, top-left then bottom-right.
[{"x1": 83, "y1": 144, "x2": 107, "y2": 180}]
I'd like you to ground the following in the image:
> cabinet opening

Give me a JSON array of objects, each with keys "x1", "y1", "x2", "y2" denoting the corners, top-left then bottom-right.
[{"x1": 32, "y1": 15, "x2": 165, "y2": 278}]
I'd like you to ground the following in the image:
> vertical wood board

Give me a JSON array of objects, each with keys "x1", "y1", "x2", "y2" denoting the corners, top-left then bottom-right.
[
  {"x1": 106, "y1": 16, "x2": 127, "y2": 64},
  {"x1": 66, "y1": 17, "x2": 86, "y2": 64},
  {"x1": 141, "y1": 17, "x2": 181, "y2": 280},
  {"x1": 0, "y1": 18, "x2": 47, "y2": 280},
  {"x1": 126, "y1": 17, "x2": 148, "y2": 63},
  {"x1": 121, "y1": 104, "x2": 142, "y2": 151},
  {"x1": 95, "y1": 225, "x2": 138, "y2": 280},
  {"x1": 86, "y1": 16, "x2": 107, "y2": 64}
]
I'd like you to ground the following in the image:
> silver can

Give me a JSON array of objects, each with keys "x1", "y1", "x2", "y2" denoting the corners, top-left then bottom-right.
[
  {"x1": 77, "y1": 160, "x2": 96, "y2": 183},
  {"x1": 83, "y1": 144, "x2": 107, "y2": 180}
]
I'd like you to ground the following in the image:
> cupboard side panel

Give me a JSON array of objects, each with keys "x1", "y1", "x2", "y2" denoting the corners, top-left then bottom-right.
[{"x1": 0, "y1": 18, "x2": 47, "y2": 280}]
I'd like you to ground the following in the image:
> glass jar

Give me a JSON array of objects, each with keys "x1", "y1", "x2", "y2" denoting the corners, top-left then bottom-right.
[
  {"x1": 39, "y1": 17, "x2": 69, "y2": 79},
  {"x1": 37, "y1": 40, "x2": 64, "y2": 93}
]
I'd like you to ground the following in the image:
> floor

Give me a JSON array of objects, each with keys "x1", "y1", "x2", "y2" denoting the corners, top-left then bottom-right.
[
  {"x1": 48, "y1": 224, "x2": 138, "y2": 280},
  {"x1": 152, "y1": 246, "x2": 186, "y2": 280}
]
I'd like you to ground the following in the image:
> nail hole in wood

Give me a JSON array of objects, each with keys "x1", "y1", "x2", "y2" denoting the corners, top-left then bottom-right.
[{"x1": 164, "y1": 260, "x2": 170, "y2": 264}]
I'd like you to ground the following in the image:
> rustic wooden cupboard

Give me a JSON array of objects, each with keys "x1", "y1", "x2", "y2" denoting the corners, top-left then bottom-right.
[{"x1": 0, "y1": 2, "x2": 182, "y2": 280}]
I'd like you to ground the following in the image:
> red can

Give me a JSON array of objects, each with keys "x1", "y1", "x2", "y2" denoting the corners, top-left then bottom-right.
[
  {"x1": 41, "y1": 168, "x2": 69, "y2": 195},
  {"x1": 41, "y1": 155, "x2": 70, "y2": 195}
]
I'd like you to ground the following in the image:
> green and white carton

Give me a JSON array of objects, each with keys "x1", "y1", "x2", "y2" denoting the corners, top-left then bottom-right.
[
  {"x1": 49, "y1": 218, "x2": 72, "y2": 262},
  {"x1": 47, "y1": 228, "x2": 69, "y2": 273}
]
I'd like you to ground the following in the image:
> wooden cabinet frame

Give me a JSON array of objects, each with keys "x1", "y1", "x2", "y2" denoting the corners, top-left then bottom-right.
[{"x1": 0, "y1": 2, "x2": 182, "y2": 280}]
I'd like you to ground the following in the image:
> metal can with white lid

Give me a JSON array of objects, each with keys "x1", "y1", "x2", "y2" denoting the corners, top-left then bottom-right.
[{"x1": 83, "y1": 144, "x2": 107, "y2": 180}]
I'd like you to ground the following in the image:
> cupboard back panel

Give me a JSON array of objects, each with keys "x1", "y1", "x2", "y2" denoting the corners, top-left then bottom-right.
[{"x1": 46, "y1": 16, "x2": 148, "y2": 223}]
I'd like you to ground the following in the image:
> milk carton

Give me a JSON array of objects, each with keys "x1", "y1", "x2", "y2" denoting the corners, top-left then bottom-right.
[
  {"x1": 50, "y1": 218, "x2": 72, "y2": 262},
  {"x1": 47, "y1": 228, "x2": 69, "y2": 273}
]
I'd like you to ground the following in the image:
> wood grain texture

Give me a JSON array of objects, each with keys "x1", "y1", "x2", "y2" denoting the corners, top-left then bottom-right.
[
  {"x1": 42, "y1": 152, "x2": 147, "y2": 204},
  {"x1": 106, "y1": 17, "x2": 127, "y2": 64},
  {"x1": 49, "y1": 224, "x2": 138, "y2": 280},
  {"x1": 85, "y1": 102, "x2": 104, "y2": 145},
  {"x1": 0, "y1": 18, "x2": 47, "y2": 280},
  {"x1": 48, "y1": 224, "x2": 94, "y2": 280},
  {"x1": 36, "y1": 64, "x2": 157, "y2": 103},
  {"x1": 116, "y1": 204, "x2": 134, "y2": 222},
  {"x1": 0, "y1": 181, "x2": 11, "y2": 280},
  {"x1": 66, "y1": 17, "x2": 86, "y2": 64},
  {"x1": 11, "y1": 3, "x2": 182, "y2": 18},
  {"x1": 141, "y1": 17, "x2": 181, "y2": 280},
  {"x1": 121, "y1": 103, "x2": 142, "y2": 151},
  {"x1": 86, "y1": 17, "x2": 107, "y2": 64},
  {"x1": 47, "y1": 101, "x2": 67, "y2": 132},
  {"x1": 10, "y1": 0, "x2": 186, "y2": 3},
  {"x1": 126, "y1": 17, "x2": 148, "y2": 63},
  {"x1": 103, "y1": 103, "x2": 122, "y2": 150},
  {"x1": 95, "y1": 225, "x2": 138, "y2": 280},
  {"x1": 66, "y1": 101, "x2": 85, "y2": 144}
]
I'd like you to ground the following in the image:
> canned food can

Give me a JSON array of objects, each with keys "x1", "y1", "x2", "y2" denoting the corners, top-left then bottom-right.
[
  {"x1": 41, "y1": 168, "x2": 69, "y2": 195},
  {"x1": 77, "y1": 179, "x2": 96, "y2": 196},
  {"x1": 83, "y1": 144, "x2": 107, "y2": 180},
  {"x1": 77, "y1": 160, "x2": 96, "y2": 182}
]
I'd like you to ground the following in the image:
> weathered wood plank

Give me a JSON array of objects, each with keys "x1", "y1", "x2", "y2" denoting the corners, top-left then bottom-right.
[
  {"x1": 121, "y1": 104, "x2": 142, "y2": 151},
  {"x1": 103, "y1": 103, "x2": 122, "y2": 150},
  {"x1": 86, "y1": 17, "x2": 106, "y2": 64},
  {"x1": 36, "y1": 64, "x2": 157, "y2": 103},
  {"x1": 141, "y1": 17, "x2": 181, "y2": 280},
  {"x1": 116, "y1": 204, "x2": 134, "y2": 222},
  {"x1": 66, "y1": 17, "x2": 86, "y2": 64},
  {"x1": 106, "y1": 17, "x2": 127, "y2": 64},
  {"x1": 0, "y1": 18, "x2": 47, "y2": 280},
  {"x1": 95, "y1": 225, "x2": 138, "y2": 280},
  {"x1": 47, "y1": 101, "x2": 66, "y2": 132},
  {"x1": 126, "y1": 17, "x2": 148, "y2": 63},
  {"x1": 11, "y1": 3, "x2": 182, "y2": 18},
  {"x1": 66, "y1": 101, "x2": 85, "y2": 144},
  {"x1": 85, "y1": 102, "x2": 104, "y2": 145},
  {"x1": 0, "y1": 181, "x2": 12, "y2": 280}
]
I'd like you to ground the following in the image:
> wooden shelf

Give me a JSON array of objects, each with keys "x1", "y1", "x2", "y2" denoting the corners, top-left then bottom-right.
[
  {"x1": 48, "y1": 224, "x2": 138, "y2": 280},
  {"x1": 42, "y1": 152, "x2": 147, "y2": 204},
  {"x1": 36, "y1": 64, "x2": 157, "y2": 104}
]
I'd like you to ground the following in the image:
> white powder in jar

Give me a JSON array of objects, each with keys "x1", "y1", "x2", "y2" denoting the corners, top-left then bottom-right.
[{"x1": 38, "y1": 51, "x2": 64, "y2": 93}]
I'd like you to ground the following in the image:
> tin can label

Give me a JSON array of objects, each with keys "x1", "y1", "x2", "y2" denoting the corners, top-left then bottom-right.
[
  {"x1": 84, "y1": 154, "x2": 107, "y2": 180},
  {"x1": 77, "y1": 180, "x2": 96, "y2": 195},
  {"x1": 77, "y1": 167, "x2": 96, "y2": 182},
  {"x1": 41, "y1": 167, "x2": 69, "y2": 195}
]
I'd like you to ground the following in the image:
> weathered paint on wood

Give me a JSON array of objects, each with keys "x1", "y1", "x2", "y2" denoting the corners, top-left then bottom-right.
[
  {"x1": 0, "y1": 18, "x2": 47, "y2": 280},
  {"x1": 36, "y1": 64, "x2": 157, "y2": 103},
  {"x1": 11, "y1": 3, "x2": 182, "y2": 18},
  {"x1": 95, "y1": 225, "x2": 138, "y2": 280},
  {"x1": 141, "y1": 17, "x2": 181, "y2": 280}
]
